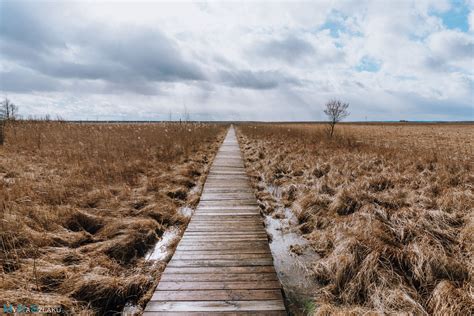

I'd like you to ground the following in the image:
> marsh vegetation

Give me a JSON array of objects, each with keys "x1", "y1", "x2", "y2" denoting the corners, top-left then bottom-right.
[
  {"x1": 0, "y1": 121, "x2": 226, "y2": 314},
  {"x1": 237, "y1": 123, "x2": 473, "y2": 315}
]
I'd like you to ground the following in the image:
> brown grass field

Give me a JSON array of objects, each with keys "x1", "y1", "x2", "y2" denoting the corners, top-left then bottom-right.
[
  {"x1": 0, "y1": 121, "x2": 226, "y2": 314},
  {"x1": 236, "y1": 123, "x2": 473, "y2": 315},
  {"x1": 1, "y1": 121, "x2": 473, "y2": 315}
]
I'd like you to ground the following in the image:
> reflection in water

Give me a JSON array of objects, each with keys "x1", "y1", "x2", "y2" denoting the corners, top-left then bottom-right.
[
  {"x1": 122, "y1": 302, "x2": 141, "y2": 316},
  {"x1": 263, "y1": 185, "x2": 319, "y2": 315},
  {"x1": 179, "y1": 206, "x2": 194, "y2": 218},
  {"x1": 126, "y1": 207, "x2": 194, "y2": 314},
  {"x1": 146, "y1": 226, "x2": 181, "y2": 261},
  {"x1": 146, "y1": 206, "x2": 194, "y2": 261}
]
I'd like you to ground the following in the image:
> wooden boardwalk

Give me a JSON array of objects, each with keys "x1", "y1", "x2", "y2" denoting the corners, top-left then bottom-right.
[{"x1": 144, "y1": 126, "x2": 286, "y2": 315}]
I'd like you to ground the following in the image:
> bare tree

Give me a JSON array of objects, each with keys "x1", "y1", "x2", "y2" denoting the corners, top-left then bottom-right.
[
  {"x1": 1, "y1": 98, "x2": 18, "y2": 120},
  {"x1": 0, "y1": 98, "x2": 19, "y2": 145},
  {"x1": 323, "y1": 99, "x2": 349, "y2": 137}
]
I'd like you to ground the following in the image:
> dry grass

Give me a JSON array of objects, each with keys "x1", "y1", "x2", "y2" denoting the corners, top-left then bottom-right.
[
  {"x1": 237, "y1": 123, "x2": 473, "y2": 315},
  {"x1": 0, "y1": 121, "x2": 226, "y2": 314}
]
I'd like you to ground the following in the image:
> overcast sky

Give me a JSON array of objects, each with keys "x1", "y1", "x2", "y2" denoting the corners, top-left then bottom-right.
[{"x1": 0, "y1": 0, "x2": 473, "y2": 121}]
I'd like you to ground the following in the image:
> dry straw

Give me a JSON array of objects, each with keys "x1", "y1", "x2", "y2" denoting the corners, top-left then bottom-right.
[
  {"x1": 237, "y1": 122, "x2": 473, "y2": 315},
  {"x1": 0, "y1": 120, "x2": 226, "y2": 314}
]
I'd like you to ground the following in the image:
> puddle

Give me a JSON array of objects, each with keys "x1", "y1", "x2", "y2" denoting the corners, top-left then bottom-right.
[
  {"x1": 267, "y1": 184, "x2": 282, "y2": 199},
  {"x1": 125, "y1": 206, "x2": 194, "y2": 314},
  {"x1": 122, "y1": 302, "x2": 141, "y2": 315},
  {"x1": 266, "y1": 210, "x2": 319, "y2": 292},
  {"x1": 263, "y1": 183, "x2": 319, "y2": 314},
  {"x1": 179, "y1": 206, "x2": 194, "y2": 218},
  {"x1": 188, "y1": 184, "x2": 202, "y2": 197},
  {"x1": 146, "y1": 226, "x2": 181, "y2": 261},
  {"x1": 146, "y1": 206, "x2": 194, "y2": 261}
]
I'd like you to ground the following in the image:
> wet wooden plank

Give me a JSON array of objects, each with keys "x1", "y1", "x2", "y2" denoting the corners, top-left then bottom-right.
[
  {"x1": 185, "y1": 230, "x2": 265, "y2": 234},
  {"x1": 176, "y1": 241, "x2": 269, "y2": 247},
  {"x1": 176, "y1": 244, "x2": 270, "y2": 251},
  {"x1": 180, "y1": 238, "x2": 268, "y2": 243},
  {"x1": 144, "y1": 311, "x2": 286, "y2": 316},
  {"x1": 145, "y1": 300, "x2": 285, "y2": 312},
  {"x1": 179, "y1": 239, "x2": 268, "y2": 243},
  {"x1": 202, "y1": 189, "x2": 254, "y2": 193},
  {"x1": 181, "y1": 231, "x2": 266, "y2": 235},
  {"x1": 165, "y1": 249, "x2": 271, "y2": 256},
  {"x1": 195, "y1": 207, "x2": 260, "y2": 211},
  {"x1": 186, "y1": 223, "x2": 263, "y2": 227},
  {"x1": 182, "y1": 232, "x2": 267, "y2": 236},
  {"x1": 185, "y1": 226, "x2": 264, "y2": 230},
  {"x1": 160, "y1": 273, "x2": 279, "y2": 282},
  {"x1": 194, "y1": 211, "x2": 261, "y2": 215},
  {"x1": 167, "y1": 259, "x2": 274, "y2": 267},
  {"x1": 184, "y1": 228, "x2": 265, "y2": 233},
  {"x1": 187, "y1": 223, "x2": 264, "y2": 228},
  {"x1": 180, "y1": 235, "x2": 267, "y2": 240},
  {"x1": 192, "y1": 215, "x2": 261, "y2": 218},
  {"x1": 187, "y1": 221, "x2": 263, "y2": 225},
  {"x1": 200, "y1": 195, "x2": 256, "y2": 200},
  {"x1": 171, "y1": 253, "x2": 272, "y2": 260},
  {"x1": 185, "y1": 226, "x2": 263, "y2": 231},
  {"x1": 156, "y1": 281, "x2": 282, "y2": 290},
  {"x1": 196, "y1": 206, "x2": 260, "y2": 210},
  {"x1": 168, "y1": 248, "x2": 270, "y2": 254},
  {"x1": 188, "y1": 219, "x2": 263, "y2": 223},
  {"x1": 151, "y1": 290, "x2": 283, "y2": 301},
  {"x1": 186, "y1": 223, "x2": 263, "y2": 228},
  {"x1": 189, "y1": 216, "x2": 262, "y2": 221},
  {"x1": 163, "y1": 266, "x2": 276, "y2": 274},
  {"x1": 198, "y1": 201, "x2": 259, "y2": 206},
  {"x1": 144, "y1": 300, "x2": 286, "y2": 312}
]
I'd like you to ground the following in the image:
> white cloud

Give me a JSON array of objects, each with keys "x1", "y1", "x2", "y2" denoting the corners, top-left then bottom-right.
[
  {"x1": 469, "y1": 11, "x2": 474, "y2": 31},
  {"x1": 0, "y1": 0, "x2": 473, "y2": 121},
  {"x1": 427, "y1": 29, "x2": 474, "y2": 70}
]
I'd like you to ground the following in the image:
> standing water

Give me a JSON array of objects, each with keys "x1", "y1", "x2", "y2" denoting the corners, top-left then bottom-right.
[
  {"x1": 262, "y1": 186, "x2": 319, "y2": 314},
  {"x1": 123, "y1": 206, "x2": 195, "y2": 315},
  {"x1": 145, "y1": 206, "x2": 194, "y2": 261}
]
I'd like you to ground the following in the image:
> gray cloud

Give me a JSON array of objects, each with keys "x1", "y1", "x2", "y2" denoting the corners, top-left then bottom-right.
[
  {"x1": 254, "y1": 35, "x2": 315, "y2": 62},
  {"x1": 0, "y1": 1, "x2": 472, "y2": 121},
  {"x1": 0, "y1": 1, "x2": 63, "y2": 51},
  {"x1": 0, "y1": 67, "x2": 60, "y2": 93},
  {"x1": 90, "y1": 28, "x2": 205, "y2": 82},
  {"x1": 219, "y1": 69, "x2": 301, "y2": 90},
  {"x1": 0, "y1": 1, "x2": 205, "y2": 94}
]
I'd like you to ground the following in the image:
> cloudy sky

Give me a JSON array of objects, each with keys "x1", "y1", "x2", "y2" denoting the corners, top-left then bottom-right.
[{"x1": 0, "y1": 0, "x2": 473, "y2": 121}]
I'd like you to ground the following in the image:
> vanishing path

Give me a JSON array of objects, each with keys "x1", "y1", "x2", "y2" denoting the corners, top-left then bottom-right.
[{"x1": 144, "y1": 126, "x2": 286, "y2": 315}]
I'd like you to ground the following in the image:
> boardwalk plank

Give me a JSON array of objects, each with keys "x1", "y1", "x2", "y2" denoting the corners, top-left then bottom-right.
[
  {"x1": 144, "y1": 300, "x2": 286, "y2": 312},
  {"x1": 172, "y1": 253, "x2": 271, "y2": 260},
  {"x1": 144, "y1": 312, "x2": 286, "y2": 316},
  {"x1": 163, "y1": 266, "x2": 276, "y2": 274},
  {"x1": 156, "y1": 281, "x2": 282, "y2": 290},
  {"x1": 151, "y1": 290, "x2": 283, "y2": 301},
  {"x1": 168, "y1": 259, "x2": 274, "y2": 267},
  {"x1": 159, "y1": 273, "x2": 280, "y2": 283}
]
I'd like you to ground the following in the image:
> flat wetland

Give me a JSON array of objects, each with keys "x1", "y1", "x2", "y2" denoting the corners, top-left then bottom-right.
[
  {"x1": 0, "y1": 121, "x2": 226, "y2": 314},
  {"x1": 237, "y1": 122, "x2": 473, "y2": 315},
  {"x1": 1, "y1": 121, "x2": 472, "y2": 315}
]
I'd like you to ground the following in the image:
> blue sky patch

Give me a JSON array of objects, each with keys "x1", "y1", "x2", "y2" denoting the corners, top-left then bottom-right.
[
  {"x1": 356, "y1": 56, "x2": 381, "y2": 72},
  {"x1": 319, "y1": 9, "x2": 363, "y2": 38},
  {"x1": 436, "y1": 0, "x2": 470, "y2": 32},
  {"x1": 320, "y1": 19, "x2": 343, "y2": 38}
]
